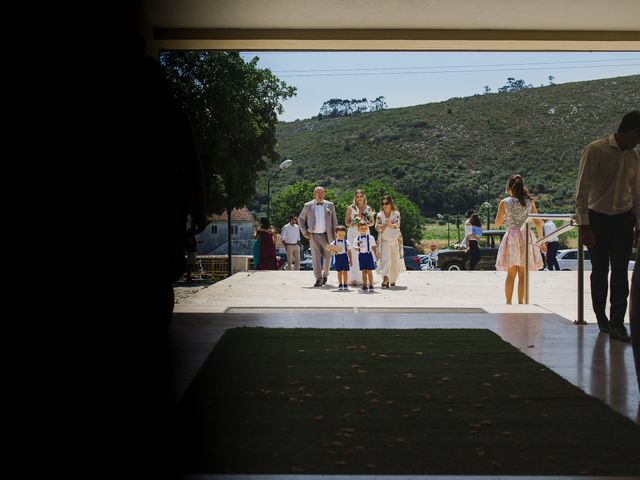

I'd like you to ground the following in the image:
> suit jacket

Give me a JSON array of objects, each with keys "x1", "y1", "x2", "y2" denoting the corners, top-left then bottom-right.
[{"x1": 299, "y1": 200, "x2": 338, "y2": 242}]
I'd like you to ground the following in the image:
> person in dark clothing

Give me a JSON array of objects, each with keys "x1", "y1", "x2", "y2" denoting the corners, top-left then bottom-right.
[
  {"x1": 255, "y1": 217, "x2": 278, "y2": 270},
  {"x1": 466, "y1": 213, "x2": 483, "y2": 270},
  {"x1": 576, "y1": 110, "x2": 640, "y2": 342}
]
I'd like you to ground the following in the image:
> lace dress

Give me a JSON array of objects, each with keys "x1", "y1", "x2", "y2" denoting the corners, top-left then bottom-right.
[{"x1": 495, "y1": 197, "x2": 543, "y2": 271}]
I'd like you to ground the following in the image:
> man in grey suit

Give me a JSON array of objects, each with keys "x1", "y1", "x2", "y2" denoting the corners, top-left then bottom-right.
[{"x1": 299, "y1": 186, "x2": 339, "y2": 286}]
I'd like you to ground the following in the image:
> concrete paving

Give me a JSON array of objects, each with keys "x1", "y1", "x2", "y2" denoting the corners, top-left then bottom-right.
[{"x1": 175, "y1": 270, "x2": 634, "y2": 325}]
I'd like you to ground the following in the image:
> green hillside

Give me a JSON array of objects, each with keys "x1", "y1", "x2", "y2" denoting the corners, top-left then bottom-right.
[{"x1": 256, "y1": 74, "x2": 639, "y2": 216}]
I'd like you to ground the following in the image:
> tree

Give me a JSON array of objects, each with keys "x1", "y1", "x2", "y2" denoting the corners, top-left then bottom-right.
[
  {"x1": 483, "y1": 85, "x2": 492, "y2": 94},
  {"x1": 318, "y1": 96, "x2": 387, "y2": 118},
  {"x1": 498, "y1": 77, "x2": 533, "y2": 93},
  {"x1": 548, "y1": 75, "x2": 555, "y2": 85},
  {"x1": 162, "y1": 51, "x2": 296, "y2": 274}
]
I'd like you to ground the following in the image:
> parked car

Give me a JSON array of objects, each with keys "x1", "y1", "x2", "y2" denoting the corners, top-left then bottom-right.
[
  {"x1": 434, "y1": 230, "x2": 506, "y2": 271},
  {"x1": 555, "y1": 248, "x2": 636, "y2": 271},
  {"x1": 403, "y1": 246, "x2": 422, "y2": 271}
]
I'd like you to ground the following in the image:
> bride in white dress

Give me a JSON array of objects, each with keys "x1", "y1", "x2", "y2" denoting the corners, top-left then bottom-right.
[{"x1": 345, "y1": 189, "x2": 374, "y2": 285}]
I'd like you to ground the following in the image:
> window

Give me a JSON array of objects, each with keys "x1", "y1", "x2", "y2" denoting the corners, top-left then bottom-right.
[
  {"x1": 231, "y1": 225, "x2": 238, "y2": 235},
  {"x1": 211, "y1": 225, "x2": 218, "y2": 235},
  {"x1": 564, "y1": 251, "x2": 577, "y2": 260}
]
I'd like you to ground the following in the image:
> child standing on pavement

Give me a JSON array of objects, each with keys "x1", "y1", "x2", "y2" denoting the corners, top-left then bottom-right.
[
  {"x1": 329, "y1": 225, "x2": 352, "y2": 290},
  {"x1": 355, "y1": 220, "x2": 378, "y2": 292}
]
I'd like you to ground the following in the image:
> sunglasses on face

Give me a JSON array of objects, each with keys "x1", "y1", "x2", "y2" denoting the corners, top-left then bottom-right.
[{"x1": 382, "y1": 201, "x2": 389, "y2": 205}]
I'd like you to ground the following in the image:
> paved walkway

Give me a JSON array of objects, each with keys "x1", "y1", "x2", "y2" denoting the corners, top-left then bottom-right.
[{"x1": 175, "y1": 271, "x2": 634, "y2": 325}]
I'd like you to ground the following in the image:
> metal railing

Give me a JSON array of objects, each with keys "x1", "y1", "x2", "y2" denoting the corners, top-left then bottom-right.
[{"x1": 524, "y1": 213, "x2": 586, "y2": 325}]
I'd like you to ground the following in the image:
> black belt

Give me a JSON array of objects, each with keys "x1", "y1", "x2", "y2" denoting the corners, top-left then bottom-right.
[{"x1": 284, "y1": 242, "x2": 299, "y2": 245}]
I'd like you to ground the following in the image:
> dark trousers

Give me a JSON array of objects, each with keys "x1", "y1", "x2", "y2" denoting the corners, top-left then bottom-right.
[
  {"x1": 546, "y1": 241, "x2": 560, "y2": 270},
  {"x1": 630, "y1": 245, "x2": 639, "y2": 389},
  {"x1": 587, "y1": 209, "x2": 635, "y2": 330},
  {"x1": 468, "y1": 240, "x2": 481, "y2": 270}
]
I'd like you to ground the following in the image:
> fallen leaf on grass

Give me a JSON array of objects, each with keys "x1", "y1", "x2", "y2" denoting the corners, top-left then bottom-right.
[
  {"x1": 402, "y1": 373, "x2": 415, "y2": 380},
  {"x1": 480, "y1": 420, "x2": 492, "y2": 426},
  {"x1": 386, "y1": 400, "x2": 395, "y2": 405},
  {"x1": 474, "y1": 448, "x2": 486, "y2": 456},
  {"x1": 482, "y1": 383, "x2": 492, "y2": 387},
  {"x1": 291, "y1": 466, "x2": 304, "y2": 472},
  {"x1": 313, "y1": 415, "x2": 323, "y2": 421},
  {"x1": 357, "y1": 369, "x2": 368, "y2": 374},
  {"x1": 415, "y1": 352, "x2": 423, "y2": 356},
  {"x1": 370, "y1": 398, "x2": 380, "y2": 404},
  {"x1": 341, "y1": 427, "x2": 356, "y2": 433},
  {"x1": 335, "y1": 460, "x2": 347, "y2": 465},
  {"x1": 365, "y1": 390, "x2": 379, "y2": 396},
  {"x1": 501, "y1": 431, "x2": 512, "y2": 436},
  {"x1": 393, "y1": 437, "x2": 407, "y2": 443},
  {"x1": 491, "y1": 459, "x2": 502, "y2": 467},
  {"x1": 412, "y1": 407, "x2": 422, "y2": 412},
  {"x1": 356, "y1": 445, "x2": 365, "y2": 451},
  {"x1": 351, "y1": 364, "x2": 360, "y2": 368},
  {"x1": 343, "y1": 386, "x2": 351, "y2": 390}
]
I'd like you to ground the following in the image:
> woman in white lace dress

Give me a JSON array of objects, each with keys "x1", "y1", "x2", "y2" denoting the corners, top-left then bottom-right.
[
  {"x1": 375, "y1": 195, "x2": 406, "y2": 288},
  {"x1": 345, "y1": 190, "x2": 375, "y2": 285},
  {"x1": 494, "y1": 174, "x2": 545, "y2": 304}
]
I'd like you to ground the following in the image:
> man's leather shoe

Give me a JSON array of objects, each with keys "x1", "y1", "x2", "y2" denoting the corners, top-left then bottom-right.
[
  {"x1": 322, "y1": 276, "x2": 328, "y2": 285},
  {"x1": 314, "y1": 278, "x2": 322, "y2": 287},
  {"x1": 609, "y1": 327, "x2": 631, "y2": 343}
]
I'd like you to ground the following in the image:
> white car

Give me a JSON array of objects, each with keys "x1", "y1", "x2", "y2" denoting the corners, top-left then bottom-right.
[{"x1": 554, "y1": 249, "x2": 636, "y2": 271}]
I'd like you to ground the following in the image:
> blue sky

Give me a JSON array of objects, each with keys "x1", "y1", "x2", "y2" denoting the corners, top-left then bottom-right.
[{"x1": 240, "y1": 51, "x2": 640, "y2": 122}]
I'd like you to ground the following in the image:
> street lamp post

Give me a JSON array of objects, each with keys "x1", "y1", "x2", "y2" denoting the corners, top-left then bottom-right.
[
  {"x1": 482, "y1": 201, "x2": 491, "y2": 230},
  {"x1": 267, "y1": 159, "x2": 293, "y2": 221},
  {"x1": 481, "y1": 184, "x2": 491, "y2": 230}
]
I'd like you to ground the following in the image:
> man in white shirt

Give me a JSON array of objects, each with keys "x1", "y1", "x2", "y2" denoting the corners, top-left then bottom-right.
[
  {"x1": 543, "y1": 219, "x2": 560, "y2": 271},
  {"x1": 298, "y1": 186, "x2": 338, "y2": 286},
  {"x1": 576, "y1": 110, "x2": 640, "y2": 342},
  {"x1": 280, "y1": 215, "x2": 301, "y2": 270}
]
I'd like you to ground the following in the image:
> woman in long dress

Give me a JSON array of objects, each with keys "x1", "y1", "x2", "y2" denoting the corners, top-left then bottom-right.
[
  {"x1": 375, "y1": 195, "x2": 405, "y2": 288},
  {"x1": 255, "y1": 217, "x2": 278, "y2": 270},
  {"x1": 494, "y1": 174, "x2": 545, "y2": 304},
  {"x1": 346, "y1": 189, "x2": 375, "y2": 285}
]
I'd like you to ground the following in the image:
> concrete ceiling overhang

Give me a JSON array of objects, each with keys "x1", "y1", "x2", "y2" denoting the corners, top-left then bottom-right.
[{"x1": 144, "y1": 0, "x2": 640, "y2": 51}]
